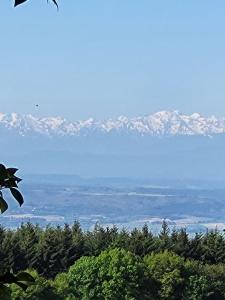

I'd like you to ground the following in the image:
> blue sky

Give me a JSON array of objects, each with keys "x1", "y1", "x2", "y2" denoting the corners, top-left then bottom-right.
[{"x1": 1, "y1": 0, "x2": 225, "y2": 120}]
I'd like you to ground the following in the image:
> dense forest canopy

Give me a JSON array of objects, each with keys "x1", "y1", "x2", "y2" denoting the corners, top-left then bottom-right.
[{"x1": 1, "y1": 221, "x2": 225, "y2": 299}]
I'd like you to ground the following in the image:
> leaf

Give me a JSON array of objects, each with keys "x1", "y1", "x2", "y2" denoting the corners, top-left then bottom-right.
[
  {"x1": 0, "y1": 283, "x2": 10, "y2": 296},
  {"x1": 0, "y1": 197, "x2": 8, "y2": 214},
  {"x1": 16, "y1": 272, "x2": 35, "y2": 283},
  {"x1": 0, "y1": 272, "x2": 16, "y2": 284},
  {"x1": 0, "y1": 164, "x2": 7, "y2": 181},
  {"x1": 0, "y1": 164, "x2": 6, "y2": 171},
  {"x1": 14, "y1": 0, "x2": 58, "y2": 9},
  {"x1": 14, "y1": 176, "x2": 22, "y2": 183},
  {"x1": 7, "y1": 168, "x2": 18, "y2": 176},
  {"x1": 47, "y1": 0, "x2": 59, "y2": 9},
  {"x1": 10, "y1": 188, "x2": 24, "y2": 206},
  {"x1": 52, "y1": 0, "x2": 59, "y2": 9},
  {"x1": 4, "y1": 179, "x2": 18, "y2": 188},
  {"x1": 14, "y1": 0, "x2": 28, "y2": 7},
  {"x1": 0, "y1": 271, "x2": 34, "y2": 292},
  {"x1": 15, "y1": 281, "x2": 29, "y2": 291}
]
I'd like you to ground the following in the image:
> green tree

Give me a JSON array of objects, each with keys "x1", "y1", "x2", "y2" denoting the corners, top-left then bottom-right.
[
  {"x1": 52, "y1": 272, "x2": 72, "y2": 300},
  {"x1": 144, "y1": 251, "x2": 187, "y2": 300},
  {"x1": 187, "y1": 233, "x2": 203, "y2": 261},
  {"x1": 0, "y1": 226, "x2": 6, "y2": 272},
  {"x1": 200, "y1": 230, "x2": 225, "y2": 264},
  {"x1": 171, "y1": 228, "x2": 190, "y2": 258},
  {"x1": 126, "y1": 225, "x2": 158, "y2": 256},
  {"x1": 1, "y1": 230, "x2": 25, "y2": 273},
  {"x1": 201, "y1": 263, "x2": 225, "y2": 299},
  {"x1": 111, "y1": 228, "x2": 130, "y2": 250},
  {"x1": 37, "y1": 225, "x2": 64, "y2": 278},
  {"x1": 84, "y1": 224, "x2": 117, "y2": 256},
  {"x1": 159, "y1": 220, "x2": 171, "y2": 251},
  {"x1": 65, "y1": 248, "x2": 156, "y2": 300},
  {"x1": 71, "y1": 221, "x2": 85, "y2": 261},
  {"x1": 16, "y1": 223, "x2": 40, "y2": 270},
  {"x1": 184, "y1": 275, "x2": 213, "y2": 300}
]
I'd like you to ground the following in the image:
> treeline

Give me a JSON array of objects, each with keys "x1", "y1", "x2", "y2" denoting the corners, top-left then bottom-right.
[
  {"x1": 1, "y1": 221, "x2": 225, "y2": 277},
  {"x1": 2, "y1": 221, "x2": 225, "y2": 299}
]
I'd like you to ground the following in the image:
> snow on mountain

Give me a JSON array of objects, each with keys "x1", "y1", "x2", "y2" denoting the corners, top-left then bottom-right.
[{"x1": 0, "y1": 110, "x2": 225, "y2": 137}]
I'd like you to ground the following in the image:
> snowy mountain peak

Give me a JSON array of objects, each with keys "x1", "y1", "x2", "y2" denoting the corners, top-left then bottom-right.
[
  {"x1": 190, "y1": 112, "x2": 202, "y2": 119},
  {"x1": 0, "y1": 111, "x2": 225, "y2": 137}
]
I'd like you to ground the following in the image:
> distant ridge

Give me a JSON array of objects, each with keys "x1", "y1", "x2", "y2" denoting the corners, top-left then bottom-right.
[
  {"x1": 0, "y1": 111, "x2": 225, "y2": 137},
  {"x1": 1, "y1": 110, "x2": 225, "y2": 180}
]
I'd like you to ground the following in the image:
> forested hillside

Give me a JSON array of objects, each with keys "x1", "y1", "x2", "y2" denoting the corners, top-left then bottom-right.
[{"x1": 2, "y1": 221, "x2": 225, "y2": 299}]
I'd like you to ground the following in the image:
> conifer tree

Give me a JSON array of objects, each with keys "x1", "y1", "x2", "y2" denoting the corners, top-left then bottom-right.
[
  {"x1": 201, "y1": 230, "x2": 225, "y2": 264},
  {"x1": 111, "y1": 227, "x2": 130, "y2": 250},
  {"x1": 128, "y1": 226, "x2": 157, "y2": 256},
  {"x1": 60, "y1": 224, "x2": 75, "y2": 272},
  {"x1": 84, "y1": 224, "x2": 109, "y2": 256},
  {"x1": 141, "y1": 224, "x2": 158, "y2": 255},
  {"x1": 71, "y1": 221, "x2": 85, "y2": 261},
  {"x1": 1, "y1": 230, "x2": 25, "y2": 273},
  {"x1": 171, "y1": 228, "x2": 190, "y2": 258},
  {"x1": 37, "y1": 226, "x2": 64, "y2": 278},
  {"x1": 159, "y1": 220, "x2": 171, "y2": 250},
  {"x1": 0, "y1": 226, "x2": 6, "y2": 272},
  {"x1": 188, "y1": 233, "x2": 203, "y2": 261},
  {"x1": 17, "y1": 222, "x2": 40, "y2": 270}
]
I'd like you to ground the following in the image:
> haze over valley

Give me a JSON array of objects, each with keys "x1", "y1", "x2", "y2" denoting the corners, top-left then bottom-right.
[
  {"x1": 1, "y1": 110, "x2": 225, "y2": 232},
  {"x1": 2, "y1": 110, "x2": 225, "y2": 180}
]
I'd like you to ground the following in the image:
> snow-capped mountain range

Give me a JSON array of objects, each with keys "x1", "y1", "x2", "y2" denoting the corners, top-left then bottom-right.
[
  {"x1": 1, "y1": 110, "x2": 225, "y2": 137},
  {"x1": 2, "y1": 110, "x2": 225, "y2": 180}
]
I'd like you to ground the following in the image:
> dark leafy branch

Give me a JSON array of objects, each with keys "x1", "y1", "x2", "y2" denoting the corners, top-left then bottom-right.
[
  {"x1": 0, "y1": 164, "x2": 23, "y2": 213},
  {"x1": 0, "y1": 271, "x2": 35, "y2": 297},
  {"x1": 4, "y1": 0, "x2": 57, "y2": 297},
  {"x1": 14, "y1": 0, "x2": 58, "y2": 9},
  {"x1": 0, "y1": 164, "x2": 34, "y2": 294}
]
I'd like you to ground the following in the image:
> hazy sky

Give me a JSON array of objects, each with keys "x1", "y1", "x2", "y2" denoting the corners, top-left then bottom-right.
[{"x1": 1, "y1": 1, "x2": 225, "y2": 120}]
